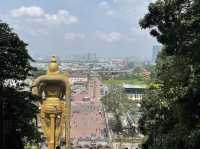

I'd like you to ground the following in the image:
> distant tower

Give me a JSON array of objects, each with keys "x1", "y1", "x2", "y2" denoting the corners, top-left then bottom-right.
[{"x1": 152, "y1": 45, "x2": 161, "y2": 64}]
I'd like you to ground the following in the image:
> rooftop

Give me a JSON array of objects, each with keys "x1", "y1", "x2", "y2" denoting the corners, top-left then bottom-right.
[{"x1": 123, "y1": 84, "x2": 147, "y2": 89}]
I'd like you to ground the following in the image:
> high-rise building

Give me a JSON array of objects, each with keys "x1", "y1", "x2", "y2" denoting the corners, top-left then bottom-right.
[{"x1": 152, "y1": 45, "x2": 162, "y2": 64}]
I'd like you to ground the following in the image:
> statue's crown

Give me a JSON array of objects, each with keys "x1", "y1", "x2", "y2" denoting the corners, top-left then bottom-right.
[{"x1": 47, "y1": 56, "x2": 59, "y2": 74}]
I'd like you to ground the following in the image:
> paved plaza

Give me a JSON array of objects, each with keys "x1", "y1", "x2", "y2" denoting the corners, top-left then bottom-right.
[
  {"x1": 70, "y1": 79, "x2": 107, "y2": 140},
  {"x1": 71, "y1": 101, "x2": 106, "y2": 139}
]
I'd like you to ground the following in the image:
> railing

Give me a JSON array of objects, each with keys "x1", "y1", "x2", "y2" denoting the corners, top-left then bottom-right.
[{"x1": 112, "y1": 137, "x2": 144, "y2": 144}]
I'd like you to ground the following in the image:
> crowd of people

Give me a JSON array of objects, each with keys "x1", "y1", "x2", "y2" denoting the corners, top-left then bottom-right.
[{"x1": 70, "y1": 99, "x2": 106, "y2": 139}]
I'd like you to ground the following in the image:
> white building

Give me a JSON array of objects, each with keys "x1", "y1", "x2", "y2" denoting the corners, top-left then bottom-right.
[{"x1": 123, "y1": 84, "x2": 147, "y2": 101}]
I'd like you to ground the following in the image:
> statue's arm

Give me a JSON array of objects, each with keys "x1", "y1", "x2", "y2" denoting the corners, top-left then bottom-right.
[{"x1": 31, "y1": 75, "x2": 47, "y2": 96}]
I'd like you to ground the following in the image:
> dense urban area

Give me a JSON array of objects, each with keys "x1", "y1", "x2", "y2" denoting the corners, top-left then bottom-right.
[{"x1": 30, "y1": 53, "x2": 154, "y2": 149}]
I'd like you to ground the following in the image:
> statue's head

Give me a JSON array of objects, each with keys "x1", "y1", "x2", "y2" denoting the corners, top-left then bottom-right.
[{"x1": 47, "y1": 56, "x2": 59, "y2": 75}]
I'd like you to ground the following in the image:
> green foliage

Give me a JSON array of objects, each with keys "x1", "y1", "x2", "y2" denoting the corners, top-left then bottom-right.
[
  {"x1": 0, "y1": 22, "x2": 33, "y2": 84},
  {"x1": 32, "y1": 68, "x2": 46, "y2": 78},
  {"x1": 144, "y1": 64, "x2": 157, "y2": 81},
  {"x1": 101, "y1": 86, "x2": 133, "y2": 115},
  {"x1": 103, "y1": 74, "x2": 147, "y2": 85},
  {"x1": 139, "y1": 0, "x2": 200, "y2": 149},
  {"x1": 0, "y1": 21, "x2": 40, "y2": 149},
  {"x1": 101, "y1": 86, "x2": 134, "y2": 134},
  {"x1": 127, "y1": 61, "x2": 135, "y2": 69}
]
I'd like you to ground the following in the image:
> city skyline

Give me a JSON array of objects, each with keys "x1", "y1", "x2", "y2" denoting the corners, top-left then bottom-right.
[{"x1": 0, "y1": 0, "x2": 157, "y2": 60}]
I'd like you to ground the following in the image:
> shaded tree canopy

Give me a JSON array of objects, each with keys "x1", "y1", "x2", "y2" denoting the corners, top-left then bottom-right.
[
  {"x1": 0, "y1": 21, "x2": 40, "y2": 149},
  {"x1": 101, "y1": 86, "x2": 134, "y2": 134},
  {"x1": 139, "y1": 0, "x2": 200, "y2": 149},
  {"x1": 101, "y1": 86, "x2": 133, "y2": 115}
]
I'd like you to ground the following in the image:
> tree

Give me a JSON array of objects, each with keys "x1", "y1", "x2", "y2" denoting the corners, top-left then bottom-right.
[
  {"x1": 32, "y1": 68, "x2": 46, "y2": 78},
  {"x1": 139, "y1": 0, "x2": 200, "y2": 149},
  {"x1": 0, "y1": 21, "x2": 40, "y2": 149},
  {"x1": 101, "y1": 86, "x2": 133, "y2": 134},
  {"x1": 127, "y1": 61, "x2": 135, "y2": 69}
]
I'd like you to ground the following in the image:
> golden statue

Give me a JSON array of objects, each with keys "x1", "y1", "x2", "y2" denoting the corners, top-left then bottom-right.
[{"x1": 32, "y1": 56, "x2": 71, "y2": 149}]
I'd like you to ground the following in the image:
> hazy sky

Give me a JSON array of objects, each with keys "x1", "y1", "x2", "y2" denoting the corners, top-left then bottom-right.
[{"x1": 0, "y1": 0, "x2": 158, "y2": 60}]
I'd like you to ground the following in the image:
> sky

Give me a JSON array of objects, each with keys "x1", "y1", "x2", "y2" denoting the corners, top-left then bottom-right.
[{"x1": 0, "y1": 0, "x2": 158, "y2": 60}]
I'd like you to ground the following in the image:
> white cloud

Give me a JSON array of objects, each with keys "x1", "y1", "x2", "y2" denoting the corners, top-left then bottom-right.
[
  {"x1": 96, "y1": 31, "x2": 135, "y2": 43},
  {"x1": 96, "y1": 31, "x2": 123, "y2": 43},
  {"x1": 105, "y1": 10, "x2": 115, "y2": 16},
  {"x1": 98, "y1": 1, "x2": 115, "y2": 16},
  {"x1": 10, "y1": 6, "x2": 79, "y2": 25},
  {"x1": 11, "y1": 6, "x2": 44, "y2": 17},
  {"x1": 29, "y1": 29, "x2": 48, "y2": 37},
  {"x1": 45, "y1": 10, "x2": 78, "y2": 25},
  {"x1": 98, "y1": 1, "x2": 109, "y2": 9},
  {"x1": 64, "y1": 33, "x2": 85, "y2": 40}
]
